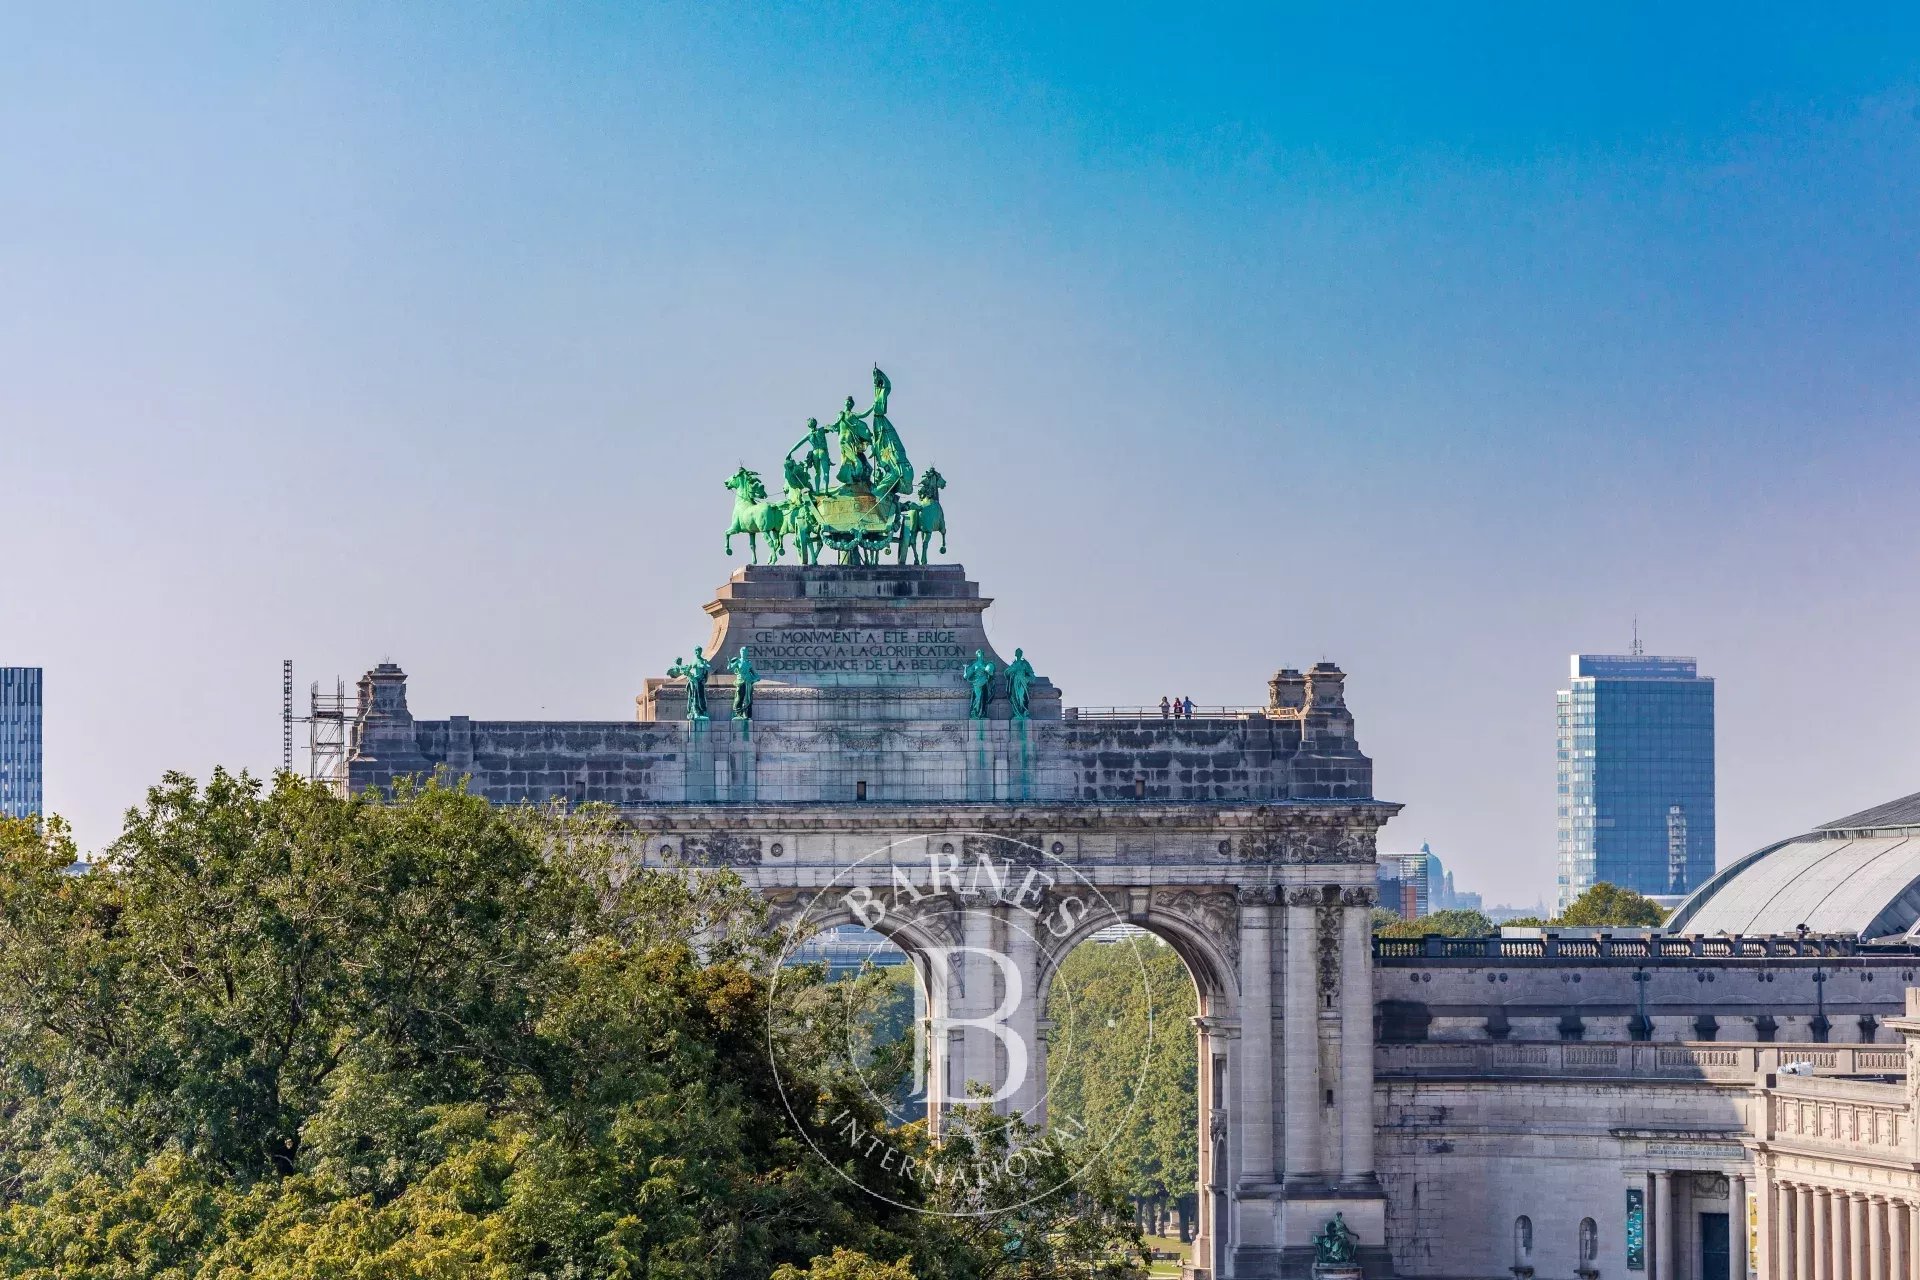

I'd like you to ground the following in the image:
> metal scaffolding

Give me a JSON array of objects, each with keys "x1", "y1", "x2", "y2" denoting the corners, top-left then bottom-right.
[{"x1": 282, "y1": 662, "x2": 353, "y2": 793}]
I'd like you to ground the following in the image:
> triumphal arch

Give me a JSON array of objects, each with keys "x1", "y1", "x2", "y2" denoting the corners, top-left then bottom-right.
[{"x1": 346, "y1": 369, "x2": 1400, "y2": 1278}]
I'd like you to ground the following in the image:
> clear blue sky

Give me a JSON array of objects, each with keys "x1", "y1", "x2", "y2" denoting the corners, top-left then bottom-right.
[{"x1": 4, "y1": 4, "x2": 1917, "y2": 904}]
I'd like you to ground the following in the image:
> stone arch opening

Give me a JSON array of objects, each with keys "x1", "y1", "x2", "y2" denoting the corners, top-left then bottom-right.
[{"x1": 1034, "y1": 909, "x2": 1242, "y2": 1279}]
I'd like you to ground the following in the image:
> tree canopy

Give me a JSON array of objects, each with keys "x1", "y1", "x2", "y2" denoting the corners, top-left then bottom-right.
[
  {"x1": 0, "y1": 773, "x2": 1145, "y2": 1280},
  {"x1": 1044, "y1": 936, "x2": 1198, "y2": 1210},
  {"x1": 1372, "y1": 908, "x2": 1494, "y2": 938},
  {"x1": 1555, "y1": 882, "x2": 1669, "y2": 927}
]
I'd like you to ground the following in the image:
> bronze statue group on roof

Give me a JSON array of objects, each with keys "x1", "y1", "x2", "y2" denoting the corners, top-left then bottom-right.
[{"x1": 724, "y1": 366, "x2": 947, "y2": 565}]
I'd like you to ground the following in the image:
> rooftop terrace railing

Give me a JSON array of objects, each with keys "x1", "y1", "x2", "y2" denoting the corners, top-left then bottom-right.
[
  {"x1": 1377, "y1": 1040, "x2": 1910, "y2": 1082},
  {"x1": 1063, "y1": 705, "x2": 1280, "y2": 721},
  {"x1": 1372, "y1": 934, "x2": 1898, "y2": 961}
]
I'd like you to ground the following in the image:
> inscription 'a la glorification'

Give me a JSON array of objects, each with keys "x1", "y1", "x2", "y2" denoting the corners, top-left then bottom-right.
[{"x1": 749, "y1": 626, "x2": 969, "y2": 673}]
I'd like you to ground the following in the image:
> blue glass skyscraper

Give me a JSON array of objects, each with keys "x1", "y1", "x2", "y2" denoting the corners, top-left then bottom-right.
[
  {"x1": 0, "y1": 668, "x2": 42, "y2": 820},
  {"x1": 1556, "y1": 654, "x2": 1714, "y2": 912}
]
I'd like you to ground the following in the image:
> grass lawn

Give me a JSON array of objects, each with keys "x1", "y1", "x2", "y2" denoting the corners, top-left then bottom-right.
[{"x1": 1143, "y1": 1233, "x2": 1188, "y2": 1277}]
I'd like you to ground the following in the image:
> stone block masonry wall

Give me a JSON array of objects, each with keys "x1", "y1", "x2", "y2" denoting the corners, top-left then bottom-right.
[
  {"x1": 1374, "y1": 944, "x2": 1920, "y2": 1045},
  {"x1": 1378, "y1": 1077, "x2": 1749, "y2": 1279},
  {"x1": 347, "y1": 665, "x2": 1374, "y2": 807}
]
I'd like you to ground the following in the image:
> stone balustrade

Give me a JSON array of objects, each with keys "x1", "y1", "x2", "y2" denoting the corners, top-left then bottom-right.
[{"x1": 1378, "y1": 1040, "x2": 1911, "y2": 1082}]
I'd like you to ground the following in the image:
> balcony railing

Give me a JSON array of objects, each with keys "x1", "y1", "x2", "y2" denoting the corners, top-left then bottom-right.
[
  {"x1": 1062, "y1": 705, "x2": 1280, "y2": 721},
  {"x1": 1373, "y1": 934, "x2": 1882, "y2": 961},
  {"x1": 1377, "y1": 1040, "x2": 1910, "y2": 1082}
]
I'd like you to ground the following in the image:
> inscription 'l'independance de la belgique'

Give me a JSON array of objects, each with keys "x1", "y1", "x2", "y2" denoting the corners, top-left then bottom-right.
[{"x1": 748, "y1": 627, "x2": 971, "y2": 673}]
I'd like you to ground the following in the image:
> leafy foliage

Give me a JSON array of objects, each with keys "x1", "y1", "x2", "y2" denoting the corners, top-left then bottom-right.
[
  {"x1": 1372, "y1": 908, "x2": 1494, "y2": 938},
  {"x1": 1555, "y1": 882, "x2": 1669, "y2": 927},
  {"x1": 1044, "y1": 938, "x2": 1197, "y2": 1207},
  {"x1": 0, "y1": 775, "x2": 1144, "y2": 1280}
]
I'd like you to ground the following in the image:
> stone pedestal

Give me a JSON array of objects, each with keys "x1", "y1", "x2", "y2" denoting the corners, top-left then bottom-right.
[{"x1": 639, "y1": 564, "x2": 1059, "y2": 723}]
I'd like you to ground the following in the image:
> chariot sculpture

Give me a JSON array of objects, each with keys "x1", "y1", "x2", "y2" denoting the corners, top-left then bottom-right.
[{"x1": 723, "y1": 366, "x2": 949, "y2": 566}]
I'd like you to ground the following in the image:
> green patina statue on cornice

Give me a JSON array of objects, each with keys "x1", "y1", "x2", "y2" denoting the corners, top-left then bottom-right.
[
  {"x1": 963, "y1": 649, "x2": 996, "y2": 719},
  {"x1": 1004, "y1": 648, "x2": 1035, "y2": 720},
  {"x1": 668, "y1": 648, "x2": 713, "y2": 721},
  {"x1": 729, "y1": 647, "x2": 760, "y2": 720},
  {"x1": 734, "y1": 366, "x2": 947, "y2": 565}
]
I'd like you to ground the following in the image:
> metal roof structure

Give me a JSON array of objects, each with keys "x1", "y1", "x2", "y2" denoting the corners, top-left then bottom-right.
[{"x1": 1667, "y1": 788, "x2": 1920, "y2": 940}]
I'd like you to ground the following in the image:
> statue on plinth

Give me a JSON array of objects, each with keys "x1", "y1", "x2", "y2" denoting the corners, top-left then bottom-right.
[
  {"x1": 729, "y1": 647, "x2": 760, "y2": 720},
  {"x1": 1005, "y1": 647, "x2": 1035, "y2": 720},
  {"x1": 863, "y1": 366, "x2": 913, "y2": 500},
  {"x1": 668, "y1": 648, "x2": 713, "y2": 721},
  {"x1": 791, "y1": 417, "x2": 832, "y2": 493},
  {"x1": 727, "y1": 366, "x2": 949, "y2": 565},
  {"x1": 724, "y1": 468, "x2": 786, "y2": 564},
  {"x1": 896, "y1": 467, "x2": 947, "y2": 566},
  {"x1": 1312, "y1": 1213, "x2": 1362, "y2": 1278},
  {"x1": 963, "y1": 650, "x2": 997, "y2": 719}
]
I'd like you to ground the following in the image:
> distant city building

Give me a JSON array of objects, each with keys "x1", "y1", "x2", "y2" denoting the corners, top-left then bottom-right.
[
  {"x1": 1378, "y1": 847, "x2": 1432, "y2": 918},
  {"x1": 1375, "y1": 842, "x2": 1484, "y2": 918},
  {"x1": 1556, "y1": 653, "x2": 1714, "y2": 912},
  {"x1": 0, "y1": 668, "x2": 42, "y2": 820}
]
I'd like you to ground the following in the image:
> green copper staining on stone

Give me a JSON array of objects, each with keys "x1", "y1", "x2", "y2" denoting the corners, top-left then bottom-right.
[
  {"x1": 729, "y1": 366, "x2": 948, "y2": 564},
  {"x1": 963, "y1": 649, "x2": 996, "y2": 719},
  {"x1": 1005, "y1": 647, "x2": 1035, "y2": 720},
  {"x1": 729, "y1": 646, "x2": 759, "y2": 719}
]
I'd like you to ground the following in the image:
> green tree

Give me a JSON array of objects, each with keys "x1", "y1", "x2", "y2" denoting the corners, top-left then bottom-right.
[
  {"x1": 1373, "y1": 908, "x2": 1494, "y2": 939},
  {"x1": 1045, "y1": 937, "x2": 1197, "y2": 1232},
  {"x1": 1557, "y1": 882, "x2": 1668, "y2": 927},
  {"x1": 0, "y1": 775, "x2": 1145, "y2": 1280}
]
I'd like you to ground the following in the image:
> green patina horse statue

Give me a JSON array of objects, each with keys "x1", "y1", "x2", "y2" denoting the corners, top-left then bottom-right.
[
  {"x1": 896, "y1": 467, "x2": 947, "y2": 565},
  {"x1": 724, "y1": 467, "x2": 786, "y2": 562}
]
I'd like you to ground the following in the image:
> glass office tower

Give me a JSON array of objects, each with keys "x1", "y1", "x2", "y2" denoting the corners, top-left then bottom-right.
[
  {"x1": 0, "y1": 668, "x2": 42, "y2": 820},
  {"x1": 1556, "y1": 654, "x2": 1714, "y2": 912}
]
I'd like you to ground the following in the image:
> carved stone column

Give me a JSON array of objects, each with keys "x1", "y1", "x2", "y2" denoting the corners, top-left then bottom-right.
[
  {"x1": 1854, "y1": 1194, "x2": 1871, "y2": 1280},
  {"x1": 1230, "y1": 887, "x2": 1280, "y2": 1274},
  {"x1": 1338, "y1": 885, "x2": 1377, "y2": 1184},
  {"x1": 1654, "y1": 1171, "x2": 1674, "y2": 1280},
  {"x1": 1000, "y1": 905, "x2": 1041, "y2": 1120},
  {"x1": 1282, "y1": 886, "x2": 1321, "y2": 1182},
  {"x1": 1730, "y1": 1173, "x2": 1747, "y2": 1280},
  {"x1": 1809, "y1": 1187, "x2": 1826, "y2": 1280},
  {"x1": 1892, "y1": 1200, "x2": 1911, "y2": 1280},
  {"x1": 1777, "y1": 1180, "x2": 1796, "y2": 1280},
  {"x1": 1814, "y1": 1188, "x2": 1833, "y2": 1280},
  {"x1": 1191, "y1": 1015, "x2": 1238, "y2": 1280},
  {"x1": 949, "y1": 902, "x2": 996, "y2": 1107},
  {"x1": 1870, "y1": 1196, "x2": 1889, "y2": 1280}
]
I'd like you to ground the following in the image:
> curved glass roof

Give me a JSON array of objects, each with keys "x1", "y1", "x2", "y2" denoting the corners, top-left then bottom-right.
[{"x1": 1668, "y1": 788, "x2": 1920, "y2": 939}]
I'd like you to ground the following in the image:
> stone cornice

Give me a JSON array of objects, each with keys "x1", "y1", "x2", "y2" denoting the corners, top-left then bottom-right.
[{"x1": 618, "y1": 799, "x2": 1401, "y2": 834}]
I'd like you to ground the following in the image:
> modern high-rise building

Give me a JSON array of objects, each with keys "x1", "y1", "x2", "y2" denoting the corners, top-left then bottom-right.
[
  {"x1": 0, "y1": 668, "x2": 43, "y2": 820},
  {"x1": 1556, "y1": 654, "x2": 1714, "y2": 911}
]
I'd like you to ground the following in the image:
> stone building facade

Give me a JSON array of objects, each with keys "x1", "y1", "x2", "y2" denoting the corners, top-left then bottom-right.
[
  {"x1": 349, "y1": 563, "x2": 1399, "y2": 1277},
  {"x1": 346, "y1": 561, "x2": 1920, "y2": 1279},
  {"x1": 1744, "y1": 986, "x2": 1920, "y2": 1280}
]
